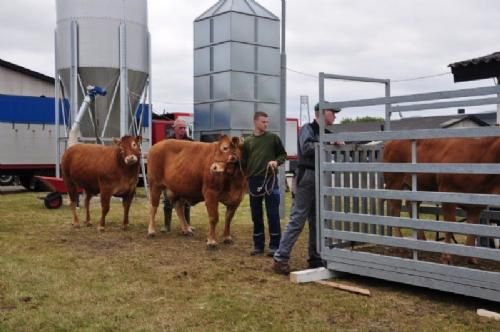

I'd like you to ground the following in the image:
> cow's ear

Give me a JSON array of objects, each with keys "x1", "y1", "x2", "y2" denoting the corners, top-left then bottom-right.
[
  {"x1": 218, "y1": 132, "x2": 227, "y2": 140},
  {"x1": 113, "y1": 137, "x2": 121, "y2": 145},
  {"x1": 136, "y1": 136, "x2": 143, "y2": 144}
]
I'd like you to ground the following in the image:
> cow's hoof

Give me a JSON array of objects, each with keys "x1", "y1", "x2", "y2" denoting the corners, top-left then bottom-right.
[
  {"x1": 223, "y1": 238, "x2": 234, "y2": 245},
  {"x1": 97, "y1": 226, "x2": 105, "y2": 233},
  {"x1": 181, "y1": 228, "x2": 194, "y2": 236},
  {"x1": 84, "y1": 222, "x2": 92, "y2": 227},
  {"x1": 206, "y1": 243, "x2": 218, "y2": 251},
  {"x1": 122, "y1": 225, "x2": 129, "y2": 231},
  {"x1": 72, "y1": 223, "x2": 80, "y2": 229},
  {"x1": 147, "y1": 232, "x2": 156, "y2": 238}
]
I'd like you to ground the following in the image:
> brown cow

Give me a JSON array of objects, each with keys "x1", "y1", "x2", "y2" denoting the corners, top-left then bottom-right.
[
  {"x1": 147, "y1": 135, "x2": 247, "y2": 249},
  {"x1": 61, "y1": 135, "x2": 142, "y2": 231},
  {"x1": 384, "y1": 137, "x2": 500, "y2": 264}
]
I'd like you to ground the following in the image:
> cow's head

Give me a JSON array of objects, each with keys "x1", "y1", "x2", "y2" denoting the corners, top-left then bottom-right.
[
  {"x1": 210, "y1": 135, "x2": 243, "y2": 174},
  {"x1": 114, "y1": 135, "x2": 142, "y2": 165}
]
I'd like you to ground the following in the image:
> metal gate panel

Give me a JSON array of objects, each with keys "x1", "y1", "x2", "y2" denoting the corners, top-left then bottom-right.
[{"x1": 317, "y1": 72, "x2": 500, "y2": 302}]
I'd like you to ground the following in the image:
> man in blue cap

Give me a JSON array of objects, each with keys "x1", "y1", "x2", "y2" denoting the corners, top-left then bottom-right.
[{"x1": 272, "y1": 102, "x2": 341, "y2": 274}]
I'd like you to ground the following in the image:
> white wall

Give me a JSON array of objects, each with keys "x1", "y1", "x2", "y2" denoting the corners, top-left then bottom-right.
[{"x1": 0, "y1": 66, "x2": 53, "y2": 97}]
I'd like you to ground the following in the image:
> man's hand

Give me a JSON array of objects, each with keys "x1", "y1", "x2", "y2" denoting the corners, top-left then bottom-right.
[{"x1": 268, "y1": 160, "x2": 278, "y2": 169}]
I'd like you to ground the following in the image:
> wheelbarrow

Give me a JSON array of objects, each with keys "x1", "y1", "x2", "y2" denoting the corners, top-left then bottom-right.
[{"x1": 35, "y1": 176, "x2": 83, "y2": 209}]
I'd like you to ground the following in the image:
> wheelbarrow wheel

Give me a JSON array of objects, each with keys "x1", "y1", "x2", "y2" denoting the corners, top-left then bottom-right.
[{"x1": 44, "y1": 192, "x2": 63, "y2": 209}]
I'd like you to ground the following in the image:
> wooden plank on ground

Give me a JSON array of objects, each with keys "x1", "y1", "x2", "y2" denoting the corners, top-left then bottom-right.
[{"x1": 314, "y1": 280, "x2": 371, "y2": 296}]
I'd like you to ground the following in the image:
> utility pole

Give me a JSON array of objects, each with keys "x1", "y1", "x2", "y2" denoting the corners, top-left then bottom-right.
[
  {"x1": 279, "y1": 0, "x2": 287, "y2": 218},
  {"x1": 300, "y1": 95, "x2": 310, "y2": 126}
]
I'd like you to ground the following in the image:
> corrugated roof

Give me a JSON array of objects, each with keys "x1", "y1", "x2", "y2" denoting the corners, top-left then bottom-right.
[
  {"x1": 448, "y1": 52, "x2": 500, "y2": 68},
  {"x1": 195, "y1": 0, "x2": 279, "y2": 21},
  {"x1": 0, "y1": 58, "x2": 54, "y2": 84},
  {"x1": 448, "y1": 52, "x2": 500, "y2": 82},
  {"x1": 330, "y1": 112, "x2": 496, "y2": 135}
]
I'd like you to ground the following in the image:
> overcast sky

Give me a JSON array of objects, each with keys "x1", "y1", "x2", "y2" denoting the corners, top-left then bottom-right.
[{"x1": 1, "y1": 0, "x2": 499, "y2": 122}]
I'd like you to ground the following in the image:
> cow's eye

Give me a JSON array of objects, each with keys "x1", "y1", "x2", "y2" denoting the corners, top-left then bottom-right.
[{"x1": 132, "y1": 142, "x2": 137, "y2": 148}]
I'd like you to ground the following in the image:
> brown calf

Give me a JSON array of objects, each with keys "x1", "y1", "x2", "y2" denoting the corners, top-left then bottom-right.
[
  {"x1": 61, "y1": 135, "x2": 142, "y2": 231},
  {"x1": 147, "y1": 135, "x2": 247, "y2": 248}
]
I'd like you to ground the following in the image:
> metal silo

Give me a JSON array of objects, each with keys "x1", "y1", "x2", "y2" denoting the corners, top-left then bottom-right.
[
  {"x1": 194, "y1": 0, "x2": 281, "y2": 141},
  {"x1": 54, "y1": 0, "x2": 151, "y2": 155}
]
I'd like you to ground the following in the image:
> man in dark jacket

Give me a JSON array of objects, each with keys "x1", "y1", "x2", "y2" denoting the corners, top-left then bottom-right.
[
  {"x1": 272, "y1": 103, "x2": 341, "y2": 274},
  {"x1": 162, "y1": 118, "x2": 193, "y2": 233}
]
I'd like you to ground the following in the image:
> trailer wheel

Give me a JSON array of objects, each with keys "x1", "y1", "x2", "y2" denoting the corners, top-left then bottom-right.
[{"x1": 44, "y1": 192, "x2": 63, "y2": 209}]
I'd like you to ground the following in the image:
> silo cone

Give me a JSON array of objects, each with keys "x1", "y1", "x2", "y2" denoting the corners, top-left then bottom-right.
[{"x1": 55, "y1": 0, "x2": 150, "y2": 143}]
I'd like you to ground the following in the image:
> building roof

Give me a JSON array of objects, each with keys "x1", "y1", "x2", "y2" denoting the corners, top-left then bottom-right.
[
  {"x1": 195, "y1": 0, "x2": 279, "y2": 21},
  {"x1": 0, "y1": 58, "x2": 54, "y2": 84},
  {"x1": 331, "y1": 111, "x2": 496, "y2": 134},
  {"x1": 448, "y1": 52, "x2": 500, "y2": 82}
]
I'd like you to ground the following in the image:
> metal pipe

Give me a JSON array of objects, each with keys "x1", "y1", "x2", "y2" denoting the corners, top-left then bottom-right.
[
  {"x1": 54, "y1": 30, "x2": 61, "y2": 178},
  {"x1": 279, "y1": 0, "x2": 287, "y2": 219},
  {"x1": 120, "y1": 23, "x2": 128, "y2": 136}
]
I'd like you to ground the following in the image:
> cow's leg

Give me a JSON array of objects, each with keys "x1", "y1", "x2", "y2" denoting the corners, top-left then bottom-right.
[
  {"x1": 222, "y1": 204, "x2": 239, "y2": 244},
  {"x1": 97, "y1": 189, "x2": 112, "y2": 232},
  {"x1": 175, "y1": 201, "x2": 194, "y2": 235},
  {"x1": 387, "y1": 199, "x2": 403, "y2": 237},
  {"x1": 147, "y1": 185, "x2": 162, "y2": 237},
  {"x1": 441, "y1": 203, "x2": 456, "y2": 264},
  {"x1": 66, "y1": 181, "x2": 80, "y2": 228},
  {"x1": 205, "y1": 194, "x2": 219, "y2": 249},
  {"x1": 406, "y1": 200, "x2": 427, "y2": 241},
  {"x1": 465, "y1": 207, "x2": 481, "y2": 265},
  {"x1": 84, "y1": 192, "x2": 93, "y2": 227},
  {"x1": 121, "y1": 192, "x2": 134, "y2": 231}
]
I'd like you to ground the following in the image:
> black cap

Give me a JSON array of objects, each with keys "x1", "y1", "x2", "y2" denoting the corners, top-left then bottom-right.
[{"x1": 314, "y1": 102, "x2": 341, "y2": 113}]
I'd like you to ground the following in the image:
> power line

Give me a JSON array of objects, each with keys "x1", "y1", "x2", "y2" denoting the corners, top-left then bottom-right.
[
  {"x1": 149, "y1": 68, "x2": 453, "y2": 106},
  {"x1": 390, "y1": 71, "x2": 451, "y2": 82}
]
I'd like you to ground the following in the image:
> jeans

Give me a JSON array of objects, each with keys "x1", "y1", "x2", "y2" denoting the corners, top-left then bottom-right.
[
  {"x1": 274, "y1": 168, "x2": 321, "y2": 264},
  {"x1": 248, "y1": 175, "x2": 281, "y2": 250}
]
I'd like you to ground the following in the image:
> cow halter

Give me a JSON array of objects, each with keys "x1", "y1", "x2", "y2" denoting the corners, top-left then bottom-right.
[{"x1": 249, "y1": 164, "x2": 276, "y2": 197}]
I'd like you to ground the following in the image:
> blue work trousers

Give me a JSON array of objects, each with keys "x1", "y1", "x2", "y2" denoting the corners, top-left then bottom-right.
[
  {"x1": 274, "y1": 168, "x2": 321, "y2": 264},
  {"x1": 248, "y1": 175, "x2": 281, "y2": 250}
]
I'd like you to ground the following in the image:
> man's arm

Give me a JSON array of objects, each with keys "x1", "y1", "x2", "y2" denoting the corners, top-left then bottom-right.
[
  {"x1": 299, "y1": 124, "x2": 317, "y2": 158},
  {"x1": 274, "y1": 135, "x2": 287, "y2": 166}
]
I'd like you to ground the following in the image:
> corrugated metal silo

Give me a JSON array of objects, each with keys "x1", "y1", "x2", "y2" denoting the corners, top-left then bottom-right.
[
  {"x1": 193, "y1": 0, "x2": 281, "y2": 141},
  {"x1": 55, "y1": 0, "x2": 151, "y2": 147}
]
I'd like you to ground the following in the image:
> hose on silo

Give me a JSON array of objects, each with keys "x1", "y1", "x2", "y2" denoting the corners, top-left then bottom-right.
[{"x1": 67, "y1": 86, "x2": 107, "y2": 147}]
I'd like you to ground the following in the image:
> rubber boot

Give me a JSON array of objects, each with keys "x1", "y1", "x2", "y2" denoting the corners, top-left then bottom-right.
[
  {"x1": 163, "y1": 201, "x2": 172, "y2": 232},
  {"x1": 185, "y1": 206, "x2": 191, "y2": 225}
]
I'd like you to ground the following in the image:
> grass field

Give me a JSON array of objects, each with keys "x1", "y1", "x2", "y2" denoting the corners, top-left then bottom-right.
[{"x1": 1, "y1": 188, "x2": 499, "y2": 331}]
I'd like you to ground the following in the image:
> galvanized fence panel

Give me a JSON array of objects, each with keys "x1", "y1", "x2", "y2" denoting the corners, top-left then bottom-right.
[{"x1": 317, "y1": 73, "x2": 500, "y2": 302}]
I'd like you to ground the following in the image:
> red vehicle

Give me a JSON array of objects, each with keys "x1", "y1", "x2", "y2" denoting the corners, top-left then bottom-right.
[{"x1": 151, "y1": 112, "x2": 193, "y2": 143}]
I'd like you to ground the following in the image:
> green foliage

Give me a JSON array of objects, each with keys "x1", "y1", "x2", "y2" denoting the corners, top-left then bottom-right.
[{"x1": 340, "y1": 116, "x2": 384, "y2": 124}]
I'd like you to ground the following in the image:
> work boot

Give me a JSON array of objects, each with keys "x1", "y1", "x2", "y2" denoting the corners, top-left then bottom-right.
[
  {"x1": 272, "y1": 260, "x2": 290, "y2": 275},
  {"x1": 307, "y1": 260, "x2": 325, "y2": 269}
]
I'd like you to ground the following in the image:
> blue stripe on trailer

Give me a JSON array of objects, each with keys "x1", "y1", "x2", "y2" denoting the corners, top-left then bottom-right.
[
  {"x1": 0, "y1": 94, "x2": 149, "y2": 127},
  {"x1": 0, "y1": 94, "x2": 68, "y2": 125}
]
